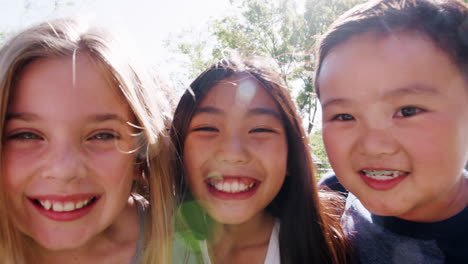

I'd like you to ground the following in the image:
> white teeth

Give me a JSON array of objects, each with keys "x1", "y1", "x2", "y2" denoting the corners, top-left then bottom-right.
[
  {"x1": 362, "y1": 170, "x2": 405, "y2": 181},
  {"x1": 37, "y1": 198, "x2": 94, "y2": 212},
  {"x1": 53, "y1": 203, "x2": 64, "y2": 212},
  {"x1": 232, "y1": 181, "x2": 239, "y2": 192},
  {"x1": 40, "y1": 200, "x2": 52, "y2": 210},
  {"x1": 210, "y1": 180, "x2": 255, "y2": 193},
  {"x1": 76, "y1": 201, "x2": 84, "y2": 209},
  {"x1": 63, "y1": 202, "x2": 75, "y2": 212},
  {"x1": 223, "y1": 182, "x2": 231, "y2": 192}
]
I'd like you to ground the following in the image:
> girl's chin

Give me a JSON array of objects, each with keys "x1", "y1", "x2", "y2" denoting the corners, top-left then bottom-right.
[
  {"x1": 206, "y1": 209, "x2": 255, "y2": 226},
  {"x1": 27, "y1": 230, "x2": 93, "y2": 252}
]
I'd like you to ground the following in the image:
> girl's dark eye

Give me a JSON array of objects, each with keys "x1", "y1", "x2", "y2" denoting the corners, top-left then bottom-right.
[
  {"x1": 331, "y1": 114, "x2": 354, "y2": 121},
  {"x1": 90, "y1": 132, "x2": 119, "y2": 141},
  {"x1": 249, "y1": 127, "x2": 275, "y2": 133},
  {"x1": 192, "y1": 126, "x2": 219, "y2": 132},
  {"x1": 395, "y1": 106, "x2": 425, "y2": 118},
  {"x1": 7, "y1": 132, "x2": 42, "y2": 141}
]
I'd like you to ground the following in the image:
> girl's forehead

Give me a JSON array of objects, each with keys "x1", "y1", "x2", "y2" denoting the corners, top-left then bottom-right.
[
  {"x1": 10, "y1": 54, "x2": 134, "y2": 121},
  {"x1": 200, "y1": 74, "x2": 278, "y2": 111}
]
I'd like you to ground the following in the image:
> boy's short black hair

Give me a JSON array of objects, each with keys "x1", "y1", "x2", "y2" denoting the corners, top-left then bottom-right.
[{"x1": 315, "y1": 0, "x2": 468, "y2": 96}]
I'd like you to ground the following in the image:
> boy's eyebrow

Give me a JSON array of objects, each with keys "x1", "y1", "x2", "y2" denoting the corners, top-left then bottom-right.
[
  {"x1": 321, "y1": 98, "x2": 352, "y2": 110},
  {"x1": 321, "y1": 84, "x2": 440, "y2": 109},
  {"x1": 383, "y1": 84, "x2": 441, "y2": 98}
]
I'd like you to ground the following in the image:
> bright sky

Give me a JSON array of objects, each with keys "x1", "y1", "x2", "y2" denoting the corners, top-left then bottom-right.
[
  {"x1": 1, "y1": 0, "x2": 232, "y2": 61},
  {"x1": 0, "y1": 0, "x2": 310, "y2": 98}
]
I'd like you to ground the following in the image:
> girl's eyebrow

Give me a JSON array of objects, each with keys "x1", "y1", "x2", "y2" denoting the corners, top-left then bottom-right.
[
  {"x1": 193, "y1": 106, "x2": 224, "y2": 116},
  {"x1": 194, "y1": 106, "x2": 281, "y2": 121},
  {"x1": 88, "y1": 113, "x2": 128, "y2": 124},
  {"x1": 248, "y1": 107, "x2": 282, "y2": 121},
  {"x1": 5, "y1": 112, "x2": 127, "y2": 124},
  {"x1": 5, "y1": 112, "x2": 38, "y2": 121}
]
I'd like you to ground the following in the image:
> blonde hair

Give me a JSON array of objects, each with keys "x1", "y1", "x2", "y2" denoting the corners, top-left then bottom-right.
[{"x1": 0, "y1": 18, "x2": 174, "y2": 263}]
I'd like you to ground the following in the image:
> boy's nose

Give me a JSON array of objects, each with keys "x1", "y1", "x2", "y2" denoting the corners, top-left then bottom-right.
[
  {"x1": 356, "y1": 127, "x2": 399, "y2": 157},
  {"x1": 215, "y1": 134, "x2": 250, "y2": 165},
  {"x1": 41, "y1": 143, "x2": 87, "y2": 182}
]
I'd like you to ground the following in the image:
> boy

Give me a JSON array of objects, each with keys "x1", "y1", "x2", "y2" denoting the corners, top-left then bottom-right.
[{"x1": 315, "y1": 0, "x2": 468, "y2": 263}]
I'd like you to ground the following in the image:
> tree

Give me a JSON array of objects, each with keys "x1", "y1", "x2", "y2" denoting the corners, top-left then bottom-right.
[
  {"x1": 211, "y1": 0, "x2": 316, "y2": 131},
  {"x1": 165, "y1": 0, "x2": 368, "y2": 170},
  {"x1": 309, "y1": 130, "x2": 331, "y2": 178},
  {"x1": 169, "y1": 0, "x2": 366, "y2": 134}
]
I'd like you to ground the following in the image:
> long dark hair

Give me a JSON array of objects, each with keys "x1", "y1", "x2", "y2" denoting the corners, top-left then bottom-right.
[{"x1": 171, "y1": 55, "x2": 349, "y2": 263}]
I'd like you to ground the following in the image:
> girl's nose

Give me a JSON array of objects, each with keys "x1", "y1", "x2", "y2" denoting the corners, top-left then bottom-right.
[
  {"x1": 41, "y1": 143, "x2": 87, "y2": 182},
  {"x1": 215, "y1": 133, "x2": 250, "y2": 165}
]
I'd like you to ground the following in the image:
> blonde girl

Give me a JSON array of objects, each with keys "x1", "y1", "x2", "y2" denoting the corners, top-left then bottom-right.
[{"x1": 0, "y1": 18, "x2": 173, "y2": 263}]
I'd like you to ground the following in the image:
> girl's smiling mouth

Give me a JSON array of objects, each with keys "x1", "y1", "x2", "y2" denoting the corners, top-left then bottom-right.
[
  {"x1": 28, "y1": 195, "x2": 100, "y2": 221},
  {"x1": 205, "y1": 176, "x2": 260, "y2": 199}
]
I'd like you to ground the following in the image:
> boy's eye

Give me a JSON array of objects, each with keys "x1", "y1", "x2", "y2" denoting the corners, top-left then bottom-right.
[
  {"x1": 90, "y1": 132, "x2": 119, "y2": 141},
  {"x1": 7, "y1": 132, "x2": 42, "y2": 141},
  {"x1": 331, "y1": 113, "x2": 354, "y2": 121},
  {"x1": 394, "y1": 106, "x2": 425, "y2": 118},
  {"x1": 249, "y1": 127, "x2": 275, "y2": 133}
]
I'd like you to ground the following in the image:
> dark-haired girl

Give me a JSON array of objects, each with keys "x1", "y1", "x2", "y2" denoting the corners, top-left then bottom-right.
[{"x1": 171, "y1": 56, "x2": 350, "y2": 264}]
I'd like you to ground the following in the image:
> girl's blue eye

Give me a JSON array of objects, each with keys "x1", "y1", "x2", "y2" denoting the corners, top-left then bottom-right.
[
  {"x1": 395, "y1": 106, "x2": 425, "y2": 118},
  {"x1": 90, "y1": 132, "x2": 119, "y2": 141},
  {"x1": 331, "y1": 114, "x2": 354, "y2": 121},
  {"x1": 7, "y1": 132, "x2": 42, "y2": 141}
]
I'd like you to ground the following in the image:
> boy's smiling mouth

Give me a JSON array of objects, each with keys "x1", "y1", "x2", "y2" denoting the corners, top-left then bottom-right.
[
  {"x1": 361, "y1": 169, "x2": 409, "y2": 181},
  {"x1": 359, "y1": 169, "x2": 409, "y2": 191}
]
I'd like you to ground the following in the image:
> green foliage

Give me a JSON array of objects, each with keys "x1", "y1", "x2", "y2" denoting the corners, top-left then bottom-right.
[
  {"x1": 177, "y1": 39, "x2": 215, "y2": 78},
  {"x1": 309, "y1": 130, "x2": 331, "y2": 178},
  {"x1": 167, "y1": 0, "x2": 365, "y2": 134},
  {"x1": 304, "y1": 0, "x2": 366, "y2": 37},
  {"x1": 166, "y1": 0, "x2": 366, "y2": 168}
]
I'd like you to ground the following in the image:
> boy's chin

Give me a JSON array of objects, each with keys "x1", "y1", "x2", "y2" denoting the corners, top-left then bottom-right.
[{"x1": 357, "y1": 195, "x2": 411, "y2": 218}]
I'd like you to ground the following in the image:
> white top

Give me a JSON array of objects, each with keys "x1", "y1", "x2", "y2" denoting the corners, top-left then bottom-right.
[{"x1": 200, "y1": 221, "x2": 280, "y2": 264}]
